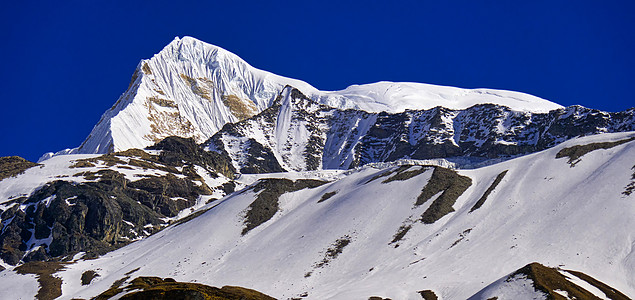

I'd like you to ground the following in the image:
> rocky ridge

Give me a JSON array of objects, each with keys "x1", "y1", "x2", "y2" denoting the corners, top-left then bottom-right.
[
  {"x1": 207, "y1": 86, "x2": 635, "y2": 173},
  {"x1": 43, "y1": 37, "x2": 565, "y2": 160},
  {"x1": 0, "y1": 137, "x2": 235, "y2": 266}
]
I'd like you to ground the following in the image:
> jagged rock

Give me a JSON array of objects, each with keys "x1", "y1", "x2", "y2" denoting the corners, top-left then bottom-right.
[
  {"x1": 0, "y1": 171, "x2": 211, "y2": 264},
  {"x1": 208, "y1": 87, "x2": 635, "y2": 172},
  {"x1": 148, "y1": 136, "x2": 235, "y2": 178},
  {"x1": 0, "y1": 134, "x2": 240, "y2": 264}
]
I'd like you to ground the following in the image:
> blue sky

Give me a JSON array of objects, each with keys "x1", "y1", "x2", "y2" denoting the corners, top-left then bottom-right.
[{"x1": 1, "y1": 1, "x2": 634, "y2": 161}]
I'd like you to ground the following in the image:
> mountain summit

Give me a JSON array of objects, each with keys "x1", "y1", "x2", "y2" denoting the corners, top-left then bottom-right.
[
  {"x1": 73, "y1": 36, "x2": 317, "y2": 155},
  {"x1": 2, "y1": 37, "x2": 633, "y2": 300},
  {"x1": 54, "y1": 36, "x2": 563, "y2": 158}
]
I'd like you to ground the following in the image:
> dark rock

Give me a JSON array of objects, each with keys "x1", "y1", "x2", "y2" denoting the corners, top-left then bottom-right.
[
  {"x1": 148, "y1": 136, "x2": 235, "y2": 178},
  {"x1": 209, "y1": 88, "x2": 635, "y2": 171},
  {"x1": 221, "y1": 182, "x2": 236, "y2": 195},
  {"x1": 81, "y1": 270, "x2": 100, "y2": 285},
  {"x1": 418, "y1": 290, "x2": 438, "y2": 300},
  {"x1": 0, "y1": 168, "x2": 206, "y2": 263},
  {"x1": 241, "y1": 139, "x2": 286, "y2": 174}
]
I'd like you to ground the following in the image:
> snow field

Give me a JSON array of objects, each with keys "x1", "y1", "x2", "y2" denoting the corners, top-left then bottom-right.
[{"x1": 50, "y1": 132, "x2": 635, "y2": 299}]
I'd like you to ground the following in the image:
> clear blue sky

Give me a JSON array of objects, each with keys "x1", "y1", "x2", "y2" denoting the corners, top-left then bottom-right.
[{"x1": 1, "y1": 1, "x2": 634, "y2": 161}]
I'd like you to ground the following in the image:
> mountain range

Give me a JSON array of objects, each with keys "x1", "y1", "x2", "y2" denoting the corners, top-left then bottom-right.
[{"x1": 0, "y1": 36, "x2": 633, "y2": 300}]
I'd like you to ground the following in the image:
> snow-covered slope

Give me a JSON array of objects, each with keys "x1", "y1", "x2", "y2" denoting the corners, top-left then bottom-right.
[
  {"x1": 0, "y1": 137, "x2": 236, "y2": 265},
  {"x1": 52, "y1": 37, "x2": 564, "y2": 157},
  {"x1": 15, "y1": 132, "x2": 630, "y2": 300},
  {"x1": 9, "y1": 36, "x2": 633, "y2": 300},
  {"x1": 470, "y1": 262, "x2": 632, "y2": 300}
]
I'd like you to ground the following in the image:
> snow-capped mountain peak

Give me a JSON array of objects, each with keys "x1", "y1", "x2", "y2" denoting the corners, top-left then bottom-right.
[
  {"x1": 51, "y1": 37, "x2": 565, "y2": 158},
  {"x1": 2, "y1": 37, "x2": 634, "y2": 300},
  {"x1": 72, "y1": 36, "x2": 318, "y2": 155}
]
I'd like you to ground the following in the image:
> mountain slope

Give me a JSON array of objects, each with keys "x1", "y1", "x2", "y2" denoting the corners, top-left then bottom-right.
[
  {"x1": 208, "y1": 86, "x2": 634, "y2": 173},
  {"x1": 4, "y1": 36, "x2": 633, "y2": 300},
  {"x1": 469, "y1": 262, "x2": 632, "y2": 300},
  {"x1": 45, "y1": 37, "x2": 565, "y2": 158},
  {"x1": 16, "y1": 131, "x2": 629, "y2": 300},
  {"x1": 0, "y1": 137, "x2": 235, "y2": 266}
]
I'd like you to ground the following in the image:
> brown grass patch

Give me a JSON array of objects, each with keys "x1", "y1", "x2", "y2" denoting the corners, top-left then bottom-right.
[
  {"x1": 242, "y1": 179, "x2": 327, "y2": 235},
  {"x1": 556, "y1": 136, "x2": 635, "y2": 167},
  {"x1": 317, "y1": 191, "x2": 337, "y2": 203},
  {"x1": 94, "y1": 276, "x2": 130, "y2": 300},
  {"x1": 470, "y1": 170, "x2": 507, "y2": 212},
  {"x1": 95, "y1": 276, "x2": 276, "y2": 300},
  {"x1": 222, "y1": 94, "x2": 258, "y2": 120},
  {"x1": 382, "y1": 166, "x2": 428, "y2": 183},
  {"x1": 416, "y1": 167, "x2": 472, "y2": 224},
  {"x1": 141, "y1": 62, "x2": 152, "y2": 75},
  {"x1": 510, "y1": 262, "x2": 621, "y2": 300},
  {"x1": 365, "y1": 167, "x2": 403, "y2": 184},
  {"x1": 564, "y1": 269, "x2": 631, "y2": 300},
  {"x1": 15, "y1": 261, "x2": 67, "y2": 300},
  {"x1": 390, "y1": 224, "x2": 412, "y2": 244},
  {"x1": 623, "y1": 165, "x2": 635, "y2": 196},
  {"x1": 0, "y1": 156, "x2": 40, "y2": 181},
  {"x1": 314, "y1": 236, "x2": 351, "y2": 268},
  {"x1": 70, "y1": 160, "x2": 95, "y2": 168}
]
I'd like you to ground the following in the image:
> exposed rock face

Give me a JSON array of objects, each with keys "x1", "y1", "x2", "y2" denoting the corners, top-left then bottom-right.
[
  {"x1": 147, "y1": 136, "x2": 235, "y2": 178},
  {"x1": 0, "y1": 137, "x2": 235, "y2": 265},
  {"x1": 208, "y1": 87, "x2": 635, "y2": 173},
  {"x1": 0, "y1": 171, "x2": 195, "y2": 264}
]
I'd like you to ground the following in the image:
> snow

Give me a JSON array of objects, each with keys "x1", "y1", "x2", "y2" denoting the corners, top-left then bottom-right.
[
  {"x1": 2, "y1": 35, "x2": 631, "y2": 299},
  {"x1": 74, "y1": 36, "x2": 321, "y2": 155},
  {"x1": 0, "y1": 270, "x2": 38, "y2": 300},
  {"x1": 559, "y1": 270, "x2": 610, "y2": 300},
  {"x1": 54, "y1": 36, "x2": 564, "y2": 157},
  {"x1": 14, "y1": 132, "x2": 629, "y2": 299},
  {"x1": 0, "y1": 154, "x2": 99, "y2": 205},
  {"x1": 317, "y1": 81, "x2": 562, "y2": 114},
  {"x1": 468, "y1": 273, "x2": 547, "y2": 300}
]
